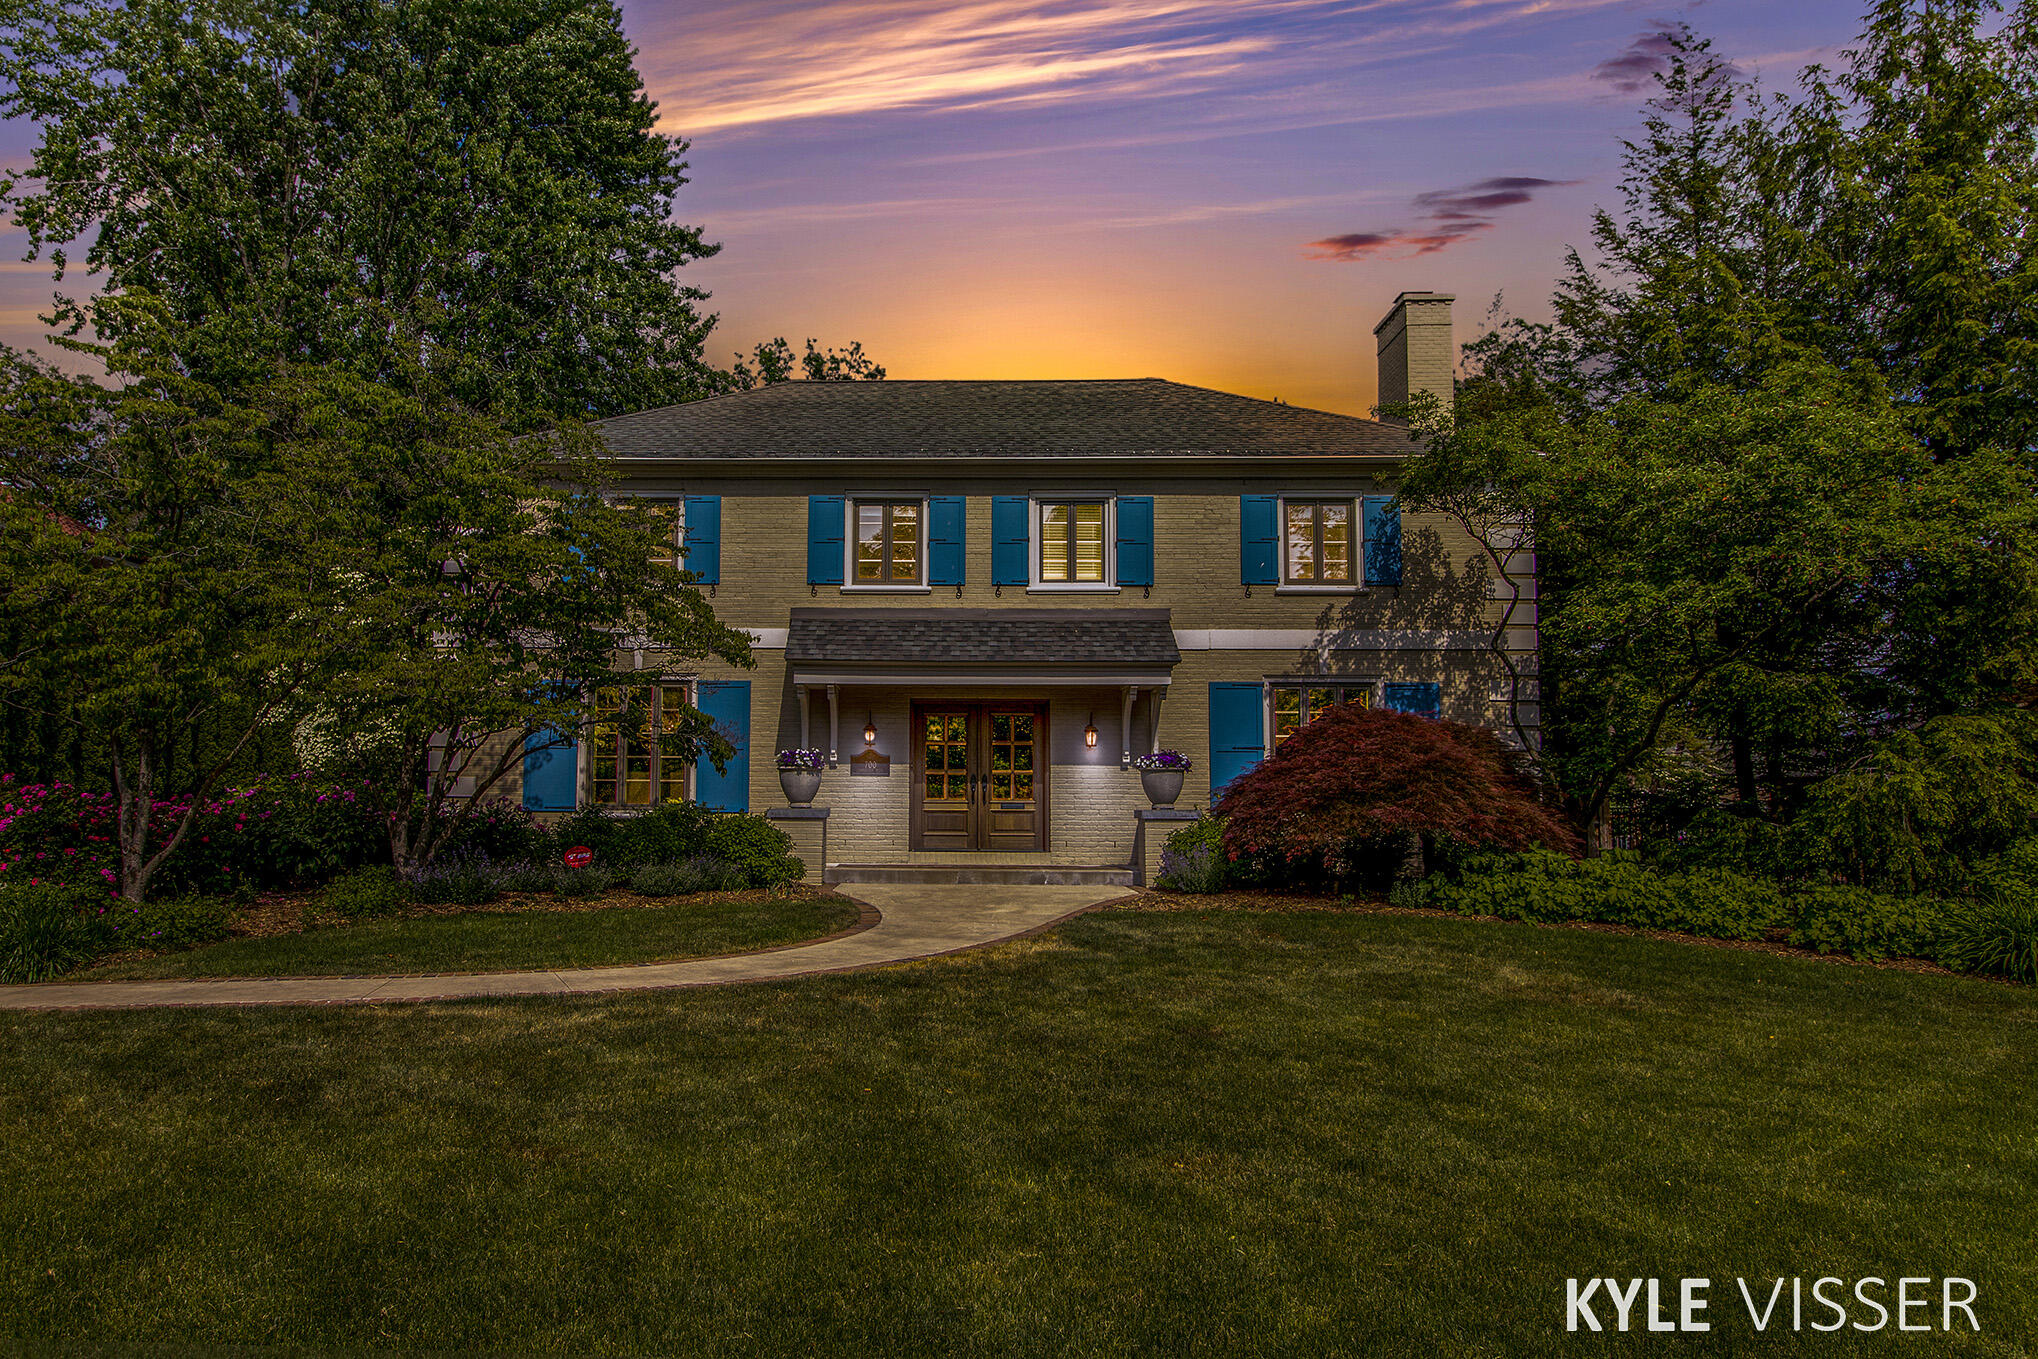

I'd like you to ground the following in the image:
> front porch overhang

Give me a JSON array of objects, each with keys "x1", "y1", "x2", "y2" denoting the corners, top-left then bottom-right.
[{"x1": 785, "y1": 608, "x2": 1180, "y2": 764}]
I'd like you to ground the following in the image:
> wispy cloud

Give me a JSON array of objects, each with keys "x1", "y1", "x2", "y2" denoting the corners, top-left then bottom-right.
[
  {"x1": 1306, "y1": 175, "x2": 1576, "y2": 261},
  {"x1": 1591, "y1": 29, "x2": 1681, "y2": 93},
  {"x1": 644, "y1": 0, "x2": 1639, "y2": 137}
]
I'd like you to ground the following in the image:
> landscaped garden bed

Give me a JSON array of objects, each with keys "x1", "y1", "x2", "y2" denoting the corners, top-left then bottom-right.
[
  {"x1": 0, "y1": 789, "x2": 828, "y2": 983},
  {"x1": 1119, "y1": 885, "x2": 2014, "y2": 983},
  {"x1": 63, "y1": 882, "x2": 864, "y2": 981}
]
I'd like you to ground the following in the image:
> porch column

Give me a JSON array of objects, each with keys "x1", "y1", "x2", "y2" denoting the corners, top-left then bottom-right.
[
  {"x1": 826, "y1": 684, "x2": 840, "y2": 767},
  {"x1": 796, "y1": 684, "x2": 811, "y2": 753},
  {"x1": 1149, "y1": 687, "x2": 1164, "y2": 754},
  {"x1": 1120, "y1": 686, "x2": 1136, "y2": 767}
]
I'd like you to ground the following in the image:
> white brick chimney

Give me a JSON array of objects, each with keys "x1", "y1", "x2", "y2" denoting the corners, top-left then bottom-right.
[{"x1": 1372, "y1": 290, "x2": 1455, "y2": 423}]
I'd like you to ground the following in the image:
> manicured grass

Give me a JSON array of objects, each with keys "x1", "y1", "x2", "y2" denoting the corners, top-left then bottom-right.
[
  {"x1": 2, "y1": 909, "x2": 2033, "y2": 1355},
  {"x1": 69, "y1": 891, "x2": 862, "y2": 979}
]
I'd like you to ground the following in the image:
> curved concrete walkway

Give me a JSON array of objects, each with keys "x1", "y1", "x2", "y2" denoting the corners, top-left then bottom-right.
[{"x1": 0, "y1": 884, "x2": 1125, "y2": 1012}]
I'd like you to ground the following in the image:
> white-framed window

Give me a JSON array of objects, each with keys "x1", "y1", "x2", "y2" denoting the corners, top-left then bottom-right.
[
  {"x1": 845, "y1": 496, "x2": 929, "y2": 591},
  {"x1": 584, "y1": 681, "x2": 694, "y2": 807},
  {"x1": 617, "y1": 495, "x2": 685, "y2": 570},
  {"x1": 1280, "y1": 496, "x2": 1358, "y2": 588},
  {"x1": 1269, "y1": 680, "x2": 1378, "y2": 747},
  {"x1": 1031, "y1": 495, "x2": 1115, "y2": 590}
]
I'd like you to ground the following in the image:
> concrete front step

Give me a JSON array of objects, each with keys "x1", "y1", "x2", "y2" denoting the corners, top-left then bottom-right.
[{"x1": 825, "y1": 863, "x2": 1136, "y2": 887}]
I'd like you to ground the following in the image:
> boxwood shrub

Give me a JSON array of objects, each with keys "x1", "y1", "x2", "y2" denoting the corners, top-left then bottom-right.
[{"x1": 1427, "y1": 851, "x2": 1790, "y2": 941}]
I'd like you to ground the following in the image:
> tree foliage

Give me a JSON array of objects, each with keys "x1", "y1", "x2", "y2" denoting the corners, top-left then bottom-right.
[
  {"x1": 250, "y1": 360, "x2": 756, "y2": 874},
  {"x1": 0, "y1": 312, "x2": 353, "y2": 900},
  {"x1": 1215, "y1": 705, "x2": 1576, "y2": 879},
  {"x1": 728, "y1": 337, "x2": 888, "y2": 390},
  {"x1": 0, "y1": 0, "x2": 722, "y2": 429},
  {"x1": 1410, "y1": 2, "x2": 2038, "y2": 851}
]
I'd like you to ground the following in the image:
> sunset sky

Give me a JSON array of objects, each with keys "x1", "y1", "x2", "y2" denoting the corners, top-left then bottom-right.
[{"x1": 1, "y1": 0, "x2": 1871, "y2": 417}]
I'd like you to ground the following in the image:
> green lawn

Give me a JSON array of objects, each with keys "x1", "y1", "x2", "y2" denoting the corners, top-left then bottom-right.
[
  {"x1": 70, "y1": 891, "x2": 862, "y2": 979},
  {"x1": 2, "y1": 908, "x2": 2032, "y2": 1356}
]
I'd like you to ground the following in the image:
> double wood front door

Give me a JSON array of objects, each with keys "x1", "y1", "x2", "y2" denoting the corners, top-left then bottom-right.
[{"x1": 911, "y1": 702, "x2": 1048, "y2": 852}]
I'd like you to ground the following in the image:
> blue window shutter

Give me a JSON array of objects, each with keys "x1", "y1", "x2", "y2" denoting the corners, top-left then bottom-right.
[
  {"x1": 1207, "y1": 682, "x2": 1267, "y2": 800},
  {"x1": 1240, "y1": 495, "x2": 1277, "y2": 585},
  {"x1": 992, "y1": 496, "x2": 1030, "y2": 586},
  {"x1": 1380, "y1": 682, "x2": 1441, "y2": 719},
  {"x1": 1115, "y1": 495, "x2": 1154, "y2": 587},
  {"x1": 522, "y1": 728, "x2": 578, "y2": 811},
  {"x1": 928, "y1": 495, "x2": 966, "y2": 586},
  {"x1": 807, "y1": 496, "x2": 845, "y2": 585},
  {"x1": 694, "y1": 680, "x2": 751, "y2": 812},
  {"x1": 1364, "y1": 495, "x2": 1402, "y2": 586},
  {"x1": 682, "y1": 495, "x2": 720, "y2": 584}
]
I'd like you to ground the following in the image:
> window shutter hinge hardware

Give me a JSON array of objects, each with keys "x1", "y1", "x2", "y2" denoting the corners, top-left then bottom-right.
[
  {"x1": 1143, "y1": 584, "x2": 1152, "y2": 599},
  {"x1": 810, "y1": 583, "x2": 818, "y2": 597},
  {"x1": 995, "y1": 584, "x2": 1003, "y2": 597},
  {"x1": 955, "y1": 584, "x2": 964, "y2": 598}
]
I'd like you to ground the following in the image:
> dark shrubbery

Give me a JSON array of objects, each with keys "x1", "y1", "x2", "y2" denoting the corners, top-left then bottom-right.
[
  {"x1": 632, "y1": 858, "x2": 748, "y2": 898},
  {"x1": 1157, "y1": 817, "x2": 1230, "y2": 893},
  {"x1": 0, "y1": 883, "x2": 236, "y2": 981},
  {"x1": 1421, "y1": 851, "x2": 1790, "y2": 941},
  {"x1": 0, "y1": 883, "x2": 111, "y2": 982},
  {"x1": 319, "y1": 867, "x2": 407, "y2": 920},
  {"x1": 1215, "y1": 705, "x2": 1575, "y2": 888},
  {"x1": 1787, "y1": 885, "x2": 1946, "y2": 962},
  {"x1": 702, "y1": 816, "x2": 804, "y2": 888},
  {"x1": 1936, "y1": 896, "x2": 2038, "y2": 985},
  {"x1": 433, "y1": 800, "x2": 550, "y2": 868},
  {"x1": 405, "y1": 850, "x2": 505, "y2": 906}
]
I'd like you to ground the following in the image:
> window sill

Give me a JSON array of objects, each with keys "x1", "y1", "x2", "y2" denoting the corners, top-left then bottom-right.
[
  {"x1": 1274, "y1": 585, "x2": 1363, "y2": 595},
  {"x1": 839, "y1": 585, "x2": 932, "y2": 594},
  {"x1": 1027, "y1": 584, "x2": 1120, "y2": 594}
]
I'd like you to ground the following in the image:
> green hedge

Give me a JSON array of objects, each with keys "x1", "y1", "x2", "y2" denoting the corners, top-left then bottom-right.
[{"x1": 1414, "y1": 852, "x2": 2033, "y2": 983}]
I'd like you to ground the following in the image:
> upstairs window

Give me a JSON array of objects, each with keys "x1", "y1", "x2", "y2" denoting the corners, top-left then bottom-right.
[
  {"x1": 1284, "y1": 499, "x2": 1355, "y2": 585},
  {"x1": 1039, "y1": 500, "x2": 1108, "y2": 583},
  {"x1": 590, "y1": 683, "x2": 691, "y2": 806},
  {"x1": 642, "y1": 501, "x2": 682, "y2": 569},
  {"x1": 854, "y1": 500, "x2": 922, "y2": 585},
  {"x1": 1272, "y1": 682, "x2": 1373, "y2": 746}
]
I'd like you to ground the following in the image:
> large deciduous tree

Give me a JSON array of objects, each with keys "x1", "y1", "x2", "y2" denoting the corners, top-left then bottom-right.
[
  {"x1": 0, "y1": 0, "x2": 722, "y2": 428},
  {"x1": 259, "y1": 360, "x2": 755, "y2": 874},
  {"x1": 1408, "y1": 2, "x2": 2038, "y2": 851},
  {"x1": 0, "y1": 311, "x2": 351, "y2": 901}
]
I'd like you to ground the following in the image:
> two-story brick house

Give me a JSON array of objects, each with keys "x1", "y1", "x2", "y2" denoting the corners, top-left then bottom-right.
[{"x1": 518, "y1": 290, "x2": 1538, "y2": 886}]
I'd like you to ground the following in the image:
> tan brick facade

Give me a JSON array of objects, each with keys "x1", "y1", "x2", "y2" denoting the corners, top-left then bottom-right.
[
  {"x1": 514, "y1": 480, "x2": 1515, "y2": 871},
  {"x1": 503, "y1": 299, "x2": 1537, "y2": 870}
]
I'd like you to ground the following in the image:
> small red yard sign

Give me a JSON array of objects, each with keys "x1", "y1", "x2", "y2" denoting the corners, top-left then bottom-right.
[{"x1": 562, "y1": 845, "x2": 593, "y2": 869}]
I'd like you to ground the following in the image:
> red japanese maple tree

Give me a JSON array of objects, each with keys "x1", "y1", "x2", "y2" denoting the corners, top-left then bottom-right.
[{"x1": 1215, "y1": 703, "x2": 1576, "y2": 877}]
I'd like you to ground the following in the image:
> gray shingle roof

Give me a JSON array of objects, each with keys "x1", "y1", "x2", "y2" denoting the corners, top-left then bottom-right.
[
  {"x1": 592, "y1": 379, "x2": 1415, "y2": 459},
  {"x1": 786, "y1": 609, "x2": 1182, "y2": 666}
]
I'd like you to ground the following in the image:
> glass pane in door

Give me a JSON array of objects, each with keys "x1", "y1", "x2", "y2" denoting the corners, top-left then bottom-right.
[
  {"x1": 924, "y1": 713, "x2": 969, "y2": 802},
  {"x1": 988, "y1": 711, "x2": 1035, "y2": 804}
]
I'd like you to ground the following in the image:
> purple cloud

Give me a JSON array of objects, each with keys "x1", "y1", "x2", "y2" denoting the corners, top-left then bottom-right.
[
  {"x1": 1592, "y1": 31, "x2": 1682, "y2": 93},
  {"x1": 1306, "y1": 176, "x2": 1574, "y2": 263}
]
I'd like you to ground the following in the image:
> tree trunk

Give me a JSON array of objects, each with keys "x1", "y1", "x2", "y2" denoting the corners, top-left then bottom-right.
[
  {"x1": 1581, "y1": 802, "x2": 1615, "y2": 858},
  {"x1": 1731, "y1": 724, "x2": 1758, "y2": 807},
  {"x1": 1396, "y1": 831, "x2": 1427, "y2": 881},
  {"x1": 109, "y1": 734, "x2": 155, "y2": 903}
]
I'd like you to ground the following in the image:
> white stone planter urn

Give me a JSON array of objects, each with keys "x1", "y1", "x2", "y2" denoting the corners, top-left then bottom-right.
[{"x1": 776, "y1": 750, "x2": 825, "y2": 807}]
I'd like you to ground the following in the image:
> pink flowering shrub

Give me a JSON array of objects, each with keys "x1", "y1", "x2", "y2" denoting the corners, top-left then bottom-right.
[{"x1": 0, "y1": 773, "x2": 387, "y2": 894}]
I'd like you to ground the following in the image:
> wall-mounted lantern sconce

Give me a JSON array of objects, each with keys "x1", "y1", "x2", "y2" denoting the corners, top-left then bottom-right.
[
  {"x1": 1083, "y1": 712, "x2": 1098, "y2": 748},
  {"x1": 863, "y1": 711, "x2": 878, "y2": 746}
]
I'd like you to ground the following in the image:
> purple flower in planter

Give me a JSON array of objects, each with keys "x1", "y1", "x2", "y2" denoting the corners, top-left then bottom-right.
[
  {"x1": 1131, "y1": 750, "x2": 1193, "y2": 772},
  {"x1": 775, "y1": 748, "x2": 826, "y2": 771}
]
